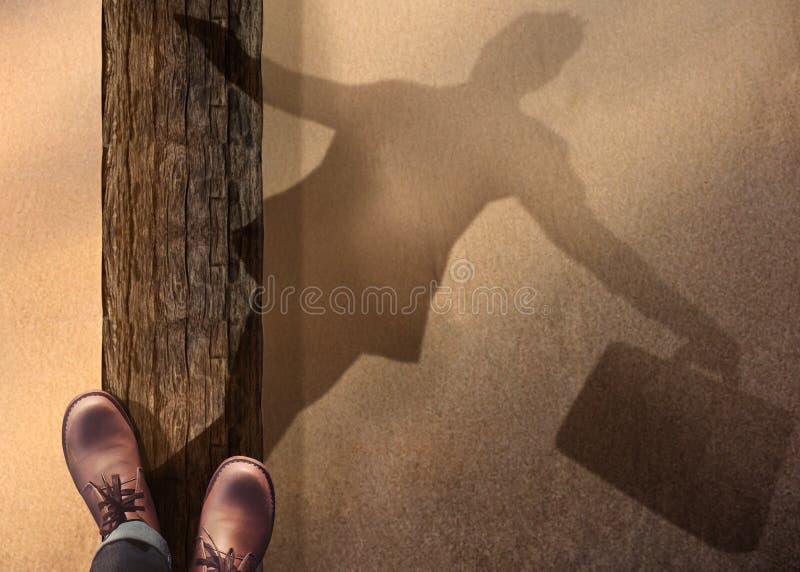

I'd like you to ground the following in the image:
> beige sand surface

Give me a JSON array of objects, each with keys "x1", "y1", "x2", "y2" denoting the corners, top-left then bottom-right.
[
  {"x1": 1, "y1": 1, "x2": 798, "y2": 570},
  {"x1": 0, "y1": 1, "x2": 101, "y2": 569}
]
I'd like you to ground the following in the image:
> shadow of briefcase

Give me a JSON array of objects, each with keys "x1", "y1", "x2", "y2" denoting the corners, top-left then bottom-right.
[{"x1": 556, "y1": 342, "x2": 794, "y2": 552}]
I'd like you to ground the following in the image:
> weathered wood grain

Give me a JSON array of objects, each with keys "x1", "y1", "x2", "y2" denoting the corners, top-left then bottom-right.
[{"x1": 102, "y1": 1, "x2": 262, "y2": 569}]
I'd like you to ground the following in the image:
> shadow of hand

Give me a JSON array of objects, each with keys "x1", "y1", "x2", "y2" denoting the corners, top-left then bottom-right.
[{"x1": 178, "y1": 14, "x2": 260, "y2": 101}]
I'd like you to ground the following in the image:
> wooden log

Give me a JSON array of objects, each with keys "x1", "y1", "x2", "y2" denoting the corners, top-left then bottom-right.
[{"x1": 101, "y1": 1, "x2": 263, "y2": 568}]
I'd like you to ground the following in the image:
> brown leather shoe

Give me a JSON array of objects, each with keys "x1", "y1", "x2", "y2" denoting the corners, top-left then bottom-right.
[
  {"x1": 62, "y1": 391, "x2": 160, "y2": 538},
  {"x1": 192, "y1": 456, "x2": 275, "y2": 572}
]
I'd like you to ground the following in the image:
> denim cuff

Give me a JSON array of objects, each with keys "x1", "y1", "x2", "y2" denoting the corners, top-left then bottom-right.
[{"x1": 94, "y1": 520, "x2": 172, "y2": 568}]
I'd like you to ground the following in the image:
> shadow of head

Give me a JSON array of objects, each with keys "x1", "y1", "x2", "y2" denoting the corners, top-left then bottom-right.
[{"x1": 469, "y1": 12, "x2": 586, "y2": 100}]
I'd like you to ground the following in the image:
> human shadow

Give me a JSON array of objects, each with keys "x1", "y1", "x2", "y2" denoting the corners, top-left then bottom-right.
[
  {"x1": 183, "y1": 12, "x2": 780, "y2": 553},
  {"x1": 187, "y1": 10, "x2": 740, "y2": 450}
]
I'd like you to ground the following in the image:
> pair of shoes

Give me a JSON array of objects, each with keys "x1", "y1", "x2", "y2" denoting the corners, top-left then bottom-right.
[{"x1": 62, "y1": 391, "x2": 275, "y2": 571}]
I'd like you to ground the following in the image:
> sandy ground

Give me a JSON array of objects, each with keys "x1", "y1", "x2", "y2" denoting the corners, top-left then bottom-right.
[
  {"x1": 0, "y1": 1, "x2": 102, "y2": 568},
  {"x1": 2, "y1": 1, "x2": 799, "y2": 570}
]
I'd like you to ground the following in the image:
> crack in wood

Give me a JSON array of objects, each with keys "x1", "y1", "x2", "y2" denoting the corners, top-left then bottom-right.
[{"x1": 102, "y1": 1, "x2": 263, "y2": 568}]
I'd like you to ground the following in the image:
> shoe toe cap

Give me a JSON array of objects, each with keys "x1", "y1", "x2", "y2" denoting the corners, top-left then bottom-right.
[
  {"x1": 62, "y1": 392, "x2": 139, "y2": 471},
  {"x1": 198, "y1": 458, "x2": 275, "y2": 562}
]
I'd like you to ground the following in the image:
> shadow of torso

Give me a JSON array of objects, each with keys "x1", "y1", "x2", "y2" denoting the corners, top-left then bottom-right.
[{"x1": 263, "y1": 79, "x2": 579, "y2": 452}]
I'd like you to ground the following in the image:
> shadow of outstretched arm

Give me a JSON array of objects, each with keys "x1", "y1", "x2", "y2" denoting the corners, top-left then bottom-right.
[
  {"x1": 183, "y1": 15, "x2": 354, "y2": 128},
  {"x1": 518, "y1": 159, "x2": 740, "y2": 380}
]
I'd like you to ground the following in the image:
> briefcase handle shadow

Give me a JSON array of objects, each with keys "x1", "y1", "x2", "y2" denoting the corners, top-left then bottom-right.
[{"x1": 556, "y1": 342, "x2": 794, "y2": 552}]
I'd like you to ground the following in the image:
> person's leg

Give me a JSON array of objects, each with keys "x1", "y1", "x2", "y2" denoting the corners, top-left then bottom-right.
[
  {"x1": 90, "y1": 521, "x2": 171, "y2": 572},
  {"x1": 190, "y1": 456, "x2": 276, "y2": 572},
  {"x1": 62, "y1": 391, "x2": 170, "y2": 572}
]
